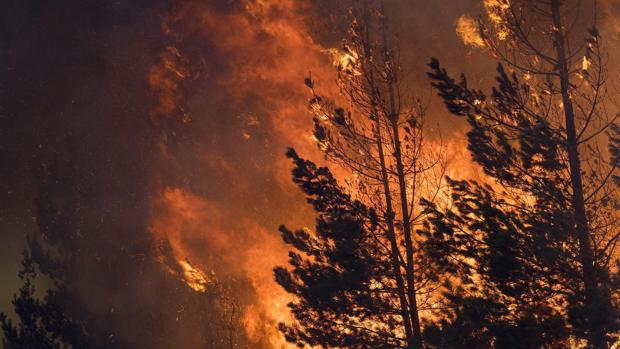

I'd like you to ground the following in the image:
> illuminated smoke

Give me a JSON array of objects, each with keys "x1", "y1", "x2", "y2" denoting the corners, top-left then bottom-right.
[
  {"x1": 146, "y1": 0, "x2": 338, "y2": 347},
  {"x1": 602, "y1": 0, "x2": 620, "y2": 39},
  {"x1": 149, "y1": 186, "x2": 295, "y2": 347},
  {"x1": 146, "y1": 1, "x2": 489, "y2": 346},
  {"x1": 149, "y1": 46, "x2": 189, "y2": 126}
]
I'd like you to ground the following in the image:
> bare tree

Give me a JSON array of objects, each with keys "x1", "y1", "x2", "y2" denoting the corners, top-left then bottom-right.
[{"x1": 276, "y1": 1, "x2": 446, "y2": 348}]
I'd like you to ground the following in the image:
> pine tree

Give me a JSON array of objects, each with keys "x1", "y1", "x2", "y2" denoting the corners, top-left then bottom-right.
[
  {"x1": 423, "y1": 1, "x2": 620, "y2": 347},
  {"x1": 275, "y1": 149, "x2": 407, "y2": 348},
  {"x1": 276, "y1": 2, "x2": 446, "y2": 348},
  {"x1": 1, "y1": 255, "x2": 94, "y2": 349},
  {"x1": 1, "y1": 154, "x2": 120, "y2": 349}
]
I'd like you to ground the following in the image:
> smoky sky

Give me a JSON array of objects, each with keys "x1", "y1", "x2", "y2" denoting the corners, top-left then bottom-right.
[
  {"x1": 0, "y1": 0, "x2": 174, "y2": 325},
  {"x1": 2, "y1": 0, "x2": 620, "y2": 347}
]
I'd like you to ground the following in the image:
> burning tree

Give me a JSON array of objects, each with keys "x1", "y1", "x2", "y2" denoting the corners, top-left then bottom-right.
[
  {"x1": 275, "y1": 2, "x2": 445, "y2": 348},
  {"x1": 423, "y1": 0, "x2": 620, "y2": 347}
]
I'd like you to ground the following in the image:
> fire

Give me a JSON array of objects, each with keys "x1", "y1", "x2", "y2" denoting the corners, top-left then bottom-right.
[
  {"x1": 456, "y1": 15, "x2": 485, "y2": 48},
  {"x1": 149, "y1": 186, "x2": 295, "y2": 347},
  {"x1": 483, "y1": 0, "x2": 511, "y2": 40},
  {"x1": 324, "y1": 46, "x2": 362, "y2": 76},
  {"x1": 582, "y1": 55, "x2": 592, "y2": 71},
  {"x1": 144, "y1": 0, "x2": 494, "y2": 347},
  {"x1": 178, "y1": 259, "x2": 210, "y2": 292},
  {"x1": 145, "y1": 1, "x2": 341, "y2": 342},
  {"x1": 483, "y1": 0, "x2": 511, "y2": 22}
]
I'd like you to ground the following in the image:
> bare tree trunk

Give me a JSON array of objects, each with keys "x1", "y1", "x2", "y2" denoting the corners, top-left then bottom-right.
[
  {"x1": 361, "y1": 6, "x2": 415, "y2": 345},
  {"x1": 550, "y1": 1, "x2": 606, "y2": 348},
  {"x1": 379, "y1": 3, "x2": 423, "y2": 346},
  {"x1": 386, "y1": 67, "x2": 424, "y2": 349},
  {"x1": 391, "y1": 119, "x2": 423, "y2": 348},
  {"x1": 374, "y1": 109, "x2": 415, "y2": 348}
]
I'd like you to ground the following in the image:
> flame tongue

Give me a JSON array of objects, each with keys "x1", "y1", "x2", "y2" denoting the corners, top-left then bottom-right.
[{"x1": 178, "y1": 258, "x2": 210, "y2": 292}]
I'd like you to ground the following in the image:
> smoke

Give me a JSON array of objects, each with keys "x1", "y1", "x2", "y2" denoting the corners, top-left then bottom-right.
[
  {"x1": 602, "y1": 0, "x2": 620, "y2": 40},
  {"x1": 148, "y1": 0, "x2": 620, "y2": 341},
  {"x1": 143, "y1": 0, "x2": 505, "y2": 345},
  {"x1": 4, "y1": 0, "x2": 620, "y2": 348},
  {"x1": 145, "y1": 0, "x2": 342, "y2": 346}
]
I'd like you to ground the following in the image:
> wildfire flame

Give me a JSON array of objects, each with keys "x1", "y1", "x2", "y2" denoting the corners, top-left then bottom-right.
[
  {"x1": 582, "y1": 55, "x2": 592, "y2": 71},
  {"x1": 145, "y1": 1, "x2": 340, "y2": 347},
  {"x1": 178, "y1": 259, "x2": 210, "y2": 292},
  {"x1": 484, "y1": 0, "x2": 511, "y2": 40},
  {"x1": 144, "y1": 0, "x2": 620, "y2": 347},
  {"x1": 456, "y1": 15, "x2": 485, "y2": 48},
  {"x1": 324, "y1": 46, "x2": 362, "y2": 76}
]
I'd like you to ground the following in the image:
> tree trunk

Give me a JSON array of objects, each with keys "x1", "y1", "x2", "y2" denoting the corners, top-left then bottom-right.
[
  {"x1": 361, "y1": 11, "x2": 415, "y2": 346},
  {"x1": 379, "y1": 4, "x2": 423, "y2": 346},
  {"x1": 374, "y1": 111, "x2": 416, "y2": 348},
  {"x1": 550, "y1": 1, "x2": 606, "y2": 348},
  {"x1": 391, "y1": 119, "x2": 423, "y2": 348}
]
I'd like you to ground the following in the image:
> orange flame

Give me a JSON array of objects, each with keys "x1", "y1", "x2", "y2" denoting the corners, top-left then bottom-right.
[
  {"x1": 456, "y1": 15, "x2": 485, "y2": 48},
  {"x1": 146, "y1": 1, "x2": 488, "y2": 347},
  {"x1": 146, "y1": 3, "x2": 335, "y2": 343}
]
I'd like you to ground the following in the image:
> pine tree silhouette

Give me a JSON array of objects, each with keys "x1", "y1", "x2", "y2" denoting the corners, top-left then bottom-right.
[
  {"x1": 423, "y1": 1, "x2": 620, "y2": 346},
  {"x1": 275, "y1": 149, "x2": 410, "y2": 348}
]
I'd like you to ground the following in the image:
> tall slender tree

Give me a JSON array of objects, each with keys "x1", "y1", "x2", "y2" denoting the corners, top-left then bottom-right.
[
  {"x1": 275, "y1": 2, "x2": 445, "y2": 348},
  {"x1": 424, "y1": 0, "x2": 620, "y2": 347}
]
